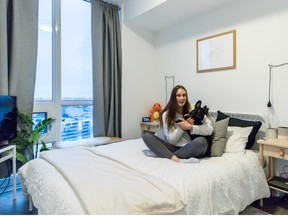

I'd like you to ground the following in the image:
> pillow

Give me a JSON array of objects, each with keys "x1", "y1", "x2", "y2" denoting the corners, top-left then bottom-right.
[
  {"x1": 225, "y1": 126, "x2": 253, "y2": 154},
  {"x1": 216, "y1": 111, "x2": 262, "y2": 149},
  {"x1": 55, "y1": 137, "x2": 111, "y2": 148},
  {"x1": 211, "y1": 117, "x2": 230, "y2": 157}
]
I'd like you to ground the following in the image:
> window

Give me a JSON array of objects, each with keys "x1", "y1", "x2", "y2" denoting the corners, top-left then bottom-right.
[
  {"x1": 35, "y1": 0, "x2": 53, "y2": 101},
  {"x1": 32, "y1": 112, "x2": 48, "y2": 133},
  {"x1": 61, "y1": 0, "x2": 92, "y2": 101},
  {"x1": 61, "y1": 105, "x2": 93, "y2": 141},
  {"x1": 34, "y1": 0, "x2": 93, "y2": 142}
]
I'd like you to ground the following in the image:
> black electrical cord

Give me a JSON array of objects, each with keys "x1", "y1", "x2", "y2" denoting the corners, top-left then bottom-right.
[
  {"x1": 165, "y1": 76, "x2": 175, "y2": 104},
  {"x1": 0, "y1": 160, "x2": 12, "y2": 196},
  {"x1": 267, "y1": 64, "x2": 272, "y2": 108},
  {"x1": 267, "y1": 62, "x2": 288, "y2": 108},
  {"x1": 280, "y1": 165, "x2": 288, "y2": 179}
]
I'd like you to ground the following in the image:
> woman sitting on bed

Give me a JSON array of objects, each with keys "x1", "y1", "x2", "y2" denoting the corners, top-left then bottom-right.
[{"x1": 142, "y1": 85, "x2": 213, "y2": 163}]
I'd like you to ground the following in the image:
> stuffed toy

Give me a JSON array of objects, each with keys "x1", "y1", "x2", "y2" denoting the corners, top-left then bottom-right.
[{"x1": 149, "y1": 103, "x2": 162, "y2": 122}]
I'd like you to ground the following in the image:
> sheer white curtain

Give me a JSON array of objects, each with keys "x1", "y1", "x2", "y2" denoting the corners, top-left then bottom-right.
[
  {"x1": 0, "y1": 0, "x2": 39, "y2": 116},
  {"x1": 91, "y1": 0, "x2": 122, "y2": 137}
]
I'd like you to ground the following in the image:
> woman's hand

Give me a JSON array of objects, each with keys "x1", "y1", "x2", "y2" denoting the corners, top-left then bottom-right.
[
  {"x1": 186, "y1": 117, "x2": 194, "y2": 125},
  {"x1": 176, "y1": 117, "x2": 194, "y2": 130}
]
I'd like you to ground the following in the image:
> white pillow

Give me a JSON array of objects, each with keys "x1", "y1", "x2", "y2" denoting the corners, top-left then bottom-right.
[{"x1": 225, "y1": 126, "x2": 253, "y2": 154}]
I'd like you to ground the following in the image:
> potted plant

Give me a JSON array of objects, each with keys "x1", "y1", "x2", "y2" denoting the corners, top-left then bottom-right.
[{"x1": 11, "y1": 111, "x2": 56, "y2": 164}]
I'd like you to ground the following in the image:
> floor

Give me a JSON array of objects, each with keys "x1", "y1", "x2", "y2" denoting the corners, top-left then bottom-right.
[
  {"x1": 0, "y1": 188, "x2": 37, "y2": 215},
  {"x1": 0, "y1": 175, "x2": 37, "y2": 215},
  {"x1": 250, "y1": 195, "x2": 288, "y2": 215}
]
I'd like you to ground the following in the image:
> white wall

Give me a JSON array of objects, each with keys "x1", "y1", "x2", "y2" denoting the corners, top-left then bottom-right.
[
  {"x1": 156, "y1": 1, "x2": 288, "y2": 175},
  {"x1": 156, "y1": 0, "x2": 288, "y2": 117},
  {"x1": 122, "y1": 0, "x2": 288, "y2": 138},
  {"x1": 121, "y1": 24, "x2": 162, "y2": 139},
  {"x1": 124, "y1": 0, "x2": 166, "y2": 22},
  {"x1": 121, "y1": 0, "x2": 288, "y2": 172}
]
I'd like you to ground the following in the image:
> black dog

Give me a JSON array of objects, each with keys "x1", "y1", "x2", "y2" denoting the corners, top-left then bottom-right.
[
  {"x1": 175, "y1": 100, "x2": 209, "y2": 125},
  {"x1": 176, "y1": 100, "x2": 212, "y2": 157}
]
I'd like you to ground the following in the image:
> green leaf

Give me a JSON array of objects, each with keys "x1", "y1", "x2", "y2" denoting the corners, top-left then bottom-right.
[
  {"x1": 29, "y1": 131, "x2": 40, "y2": 144},
  {"x1": 16, "y1": 152, "x2": 28, "y2": 164},
  {"x1": 17, "y1": 112, "x2": 33, "y2": 132},
  {"x1": 11, "y1": 110, "x2": 56, "y2": 163},
  {"x1": 40, "y1": 140, "x2": 50, "y2": 152},
  {"x1": 34, "y1": 118, "x2": 55, "y2": 134}
]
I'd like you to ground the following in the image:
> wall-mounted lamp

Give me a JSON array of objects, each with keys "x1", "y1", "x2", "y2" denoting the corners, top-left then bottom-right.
[
  {"x1": 265, "y1": 62, "x2": 288, "y2": 128},
  {"x1": 267, "y1": 62, "x2": 288, "y2": 107},
  {"x1": 165, "y1": 75, "x2": 175, "y2": 104}
]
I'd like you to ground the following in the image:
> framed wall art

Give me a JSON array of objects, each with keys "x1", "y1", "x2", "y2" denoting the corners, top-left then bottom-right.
[{"x1": 196, "y1": 30, "x2": 236, "y2": 72}]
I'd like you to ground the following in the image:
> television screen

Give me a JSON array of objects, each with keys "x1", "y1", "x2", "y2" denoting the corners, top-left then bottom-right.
[{"x1": 0, "y1": 96, "x2": 17, "y2": 145}]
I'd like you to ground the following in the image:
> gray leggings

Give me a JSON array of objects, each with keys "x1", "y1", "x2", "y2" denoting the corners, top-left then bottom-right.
[{"x1": 142, "y1": 132, "x2": 208, "y2": 159}]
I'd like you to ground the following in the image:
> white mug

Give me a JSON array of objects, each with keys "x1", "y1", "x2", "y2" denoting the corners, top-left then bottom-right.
[{"x1": 278, "y1": 127, "x2": 288, "y2": 140}]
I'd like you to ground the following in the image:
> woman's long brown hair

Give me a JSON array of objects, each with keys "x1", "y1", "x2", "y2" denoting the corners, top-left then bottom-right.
[{"x1": 159, "y1": 85, "x2": 191, "y2": 130}]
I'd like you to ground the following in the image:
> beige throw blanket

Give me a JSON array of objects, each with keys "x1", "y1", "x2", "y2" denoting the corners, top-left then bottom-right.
[{"x1": 40, "y1": 147, "x2": 185, "y2": 214}]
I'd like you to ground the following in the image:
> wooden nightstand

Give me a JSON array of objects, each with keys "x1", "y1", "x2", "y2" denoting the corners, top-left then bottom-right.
[
  {"x1": 257, "y1": 138, "x2": 288, "y2": 203},
  {"x1": 106, "y1": 137, "x2": 124, "y2": 144},
  {"x1": 140, "y1": 121, "x2": 160, "y2": 135}
]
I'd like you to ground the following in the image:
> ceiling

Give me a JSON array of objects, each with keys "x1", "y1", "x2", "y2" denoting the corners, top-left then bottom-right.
[{"x1": 111, "y1": 0, "x2": 241, "y2": 32}]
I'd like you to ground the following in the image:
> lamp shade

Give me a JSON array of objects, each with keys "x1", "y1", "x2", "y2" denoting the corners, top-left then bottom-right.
[{"x1": 264, "y1": 106, "x2": 279, "y2": 128}]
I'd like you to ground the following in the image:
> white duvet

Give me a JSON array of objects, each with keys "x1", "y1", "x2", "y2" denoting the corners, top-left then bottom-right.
[{"x1": 19, "y1": 138, "x2": 270, "y2": 215}]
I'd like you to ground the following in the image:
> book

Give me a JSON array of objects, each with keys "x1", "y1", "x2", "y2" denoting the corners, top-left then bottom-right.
[{"x1": 268, "y1": 176, "x2": 288, "y2": 191}]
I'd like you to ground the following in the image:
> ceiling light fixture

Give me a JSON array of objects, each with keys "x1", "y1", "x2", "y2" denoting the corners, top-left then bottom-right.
[{"x1": 39, "y1": 24, "x2": 52, "y2": 32}]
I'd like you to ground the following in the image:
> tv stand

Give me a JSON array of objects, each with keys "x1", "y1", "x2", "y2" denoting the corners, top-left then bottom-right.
[{"x1": 0, "y1": 145, "x2": 16, "y2": 200}]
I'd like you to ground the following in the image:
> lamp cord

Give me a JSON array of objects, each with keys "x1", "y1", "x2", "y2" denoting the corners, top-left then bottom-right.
[
  {"x1": 267, "y1": 62, "x2": 288, "y2": 108},
  {"x1": 0, "y1": 161, "x2": 11, "y2": 196},
  {"x1": 280, "y1": 164, "x2": 288, "y2": 179},
  {"x1": 165, "y1": 76, "x2": 175, "y2": 104},
  {"x1": 267, "y1": 65, "x2": 272, "y2": 107}
]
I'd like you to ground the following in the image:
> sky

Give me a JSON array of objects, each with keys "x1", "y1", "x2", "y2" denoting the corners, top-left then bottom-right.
[{"x1": 35, "y1": 0, "x2": 92, "y2": 101}]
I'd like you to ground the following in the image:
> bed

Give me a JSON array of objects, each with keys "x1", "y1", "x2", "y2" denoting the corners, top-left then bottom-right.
[{"x1": 18, "y1": 111, "x2": 270, "y2": 215}]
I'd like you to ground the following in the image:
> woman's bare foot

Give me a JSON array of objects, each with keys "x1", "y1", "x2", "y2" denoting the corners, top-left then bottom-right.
[
  {"x1": 171, "y1": 155, "x2": 200, "y2": 163},
  {"x1": 171, "y1": 155, "x2": 181, "y2": 162}
]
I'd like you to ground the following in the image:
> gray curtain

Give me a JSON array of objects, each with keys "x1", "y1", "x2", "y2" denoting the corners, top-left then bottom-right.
[
  {"x1": 0, "y1": 0, "x2": 39, "y2": 116},
  {"x1": 91, "y1": 0, "x2": 122, "y2": 138}
]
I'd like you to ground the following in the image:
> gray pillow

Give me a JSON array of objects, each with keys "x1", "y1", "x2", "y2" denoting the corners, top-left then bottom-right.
[{"x1": 211, "y1": 117, "x2": 230, "y2": 157}]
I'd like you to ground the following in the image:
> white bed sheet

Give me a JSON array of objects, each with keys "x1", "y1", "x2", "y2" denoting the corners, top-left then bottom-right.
[
  {"x1": 96, "y1": 138, "x2": 270, "y2": 214},
  {"x1": 19, "y1": 138, "x2": 270, "y2": 215}
]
